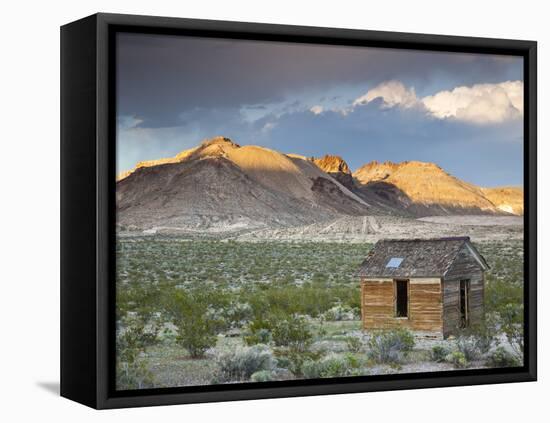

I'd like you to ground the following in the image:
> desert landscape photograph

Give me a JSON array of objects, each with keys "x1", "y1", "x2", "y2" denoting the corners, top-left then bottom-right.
[{"x1": 114, "y1": 33, "x2": 525, "y2": 390}]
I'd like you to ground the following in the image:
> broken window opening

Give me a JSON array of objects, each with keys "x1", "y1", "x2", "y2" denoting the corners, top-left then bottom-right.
[{"x1": 395, "y1": 279, "x2": 409, "y2": 318}]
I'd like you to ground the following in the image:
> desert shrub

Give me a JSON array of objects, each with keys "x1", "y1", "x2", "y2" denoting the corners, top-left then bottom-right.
[
  {"x1": 367, "y1": 329, "x2": 415, "y2": 364},
  {"x1": 117, "y1": 359, "x2": 155, "y2": 390},
  {"x1": 446, "y1": 351, "x2": 468, "y2": 369},
  {"x1": 116, "y1": 279, "x2": 163, "y2": 385},
  {"x1": 323, "y1": 303, "x2": 358, "y2": 321},
  {"x1": 220, "y1": 301, "x2": 253, "y2": 329},
  {"x1": 472, "y1": 328, "x2": 496, "y2": 355},
  {"x1": 116, "y1": 313, "x2": 160, "y2": 389},
  {"x1": 116, "y1": 283, "x2": 162, "y2": 322},
  {"x1": 456, "y1": 324, "x2": 499, "y2": 361},
  {"x1": 302, "y1": 353, "x2": 362, "y2": 379},
  {"x1": 345, "y1": 335, "x2": 363, "y2": 353},
  {"x1": 243, "y1": 317, "x2": 273, "y2": 346},
  {"x1": 317, "y1": 315, "x2": 328, "y2": 338},
  {"x1": 485, "y1": 346, "x2": 521, "y2": 368},
  {"x1": 273, "y1": 355, "x2": 292, "y2": 371},
  {"x1": 484, "y1": 268, "x2": 523, "y2": 360},
  {"x1": 271, "y1": 315, "x2": 313, "y2": 352},
  {"x1": 485, "y1": 277, "x2": 523, "y2": 317},
  {"x1": 212, "y1": 344, "x2": 276, "y2": 383},
  {"x1": 431, "y1": 345, "x2": 449, "y2": 363},
  {"x1": 243, "y1": 284, "x2": 360, "y2": 320},
  {"x1": 460, "y1": 321, "x2": 497, "y2": 355},
  {"x1": 275, "y1": 349, "x2": 324, "y2": 377},
  {"x1": 499, "y1": 303, "x2": 524, "y2": 359},
  {"x1": 243, "y1": 314, "x2": 313, "y2": 351},
  {"x1": 166, "y1": 290, "x2": 221, "y2": 358},
  {"x1": 245, "y1": 328, "x2": 272, "y2": 346},
  {"x1": 245, "y1": 286, "x2": 326, "y2": 318},
  {"x1": 250, "y1": 370, "x2": 275, "y2": 382},
  {"x1": 117, "y1": 313, "x2": 161, "y2": 360},
  {"x1": 456, "y1": 335, "x2": 484, "y2": 361}
]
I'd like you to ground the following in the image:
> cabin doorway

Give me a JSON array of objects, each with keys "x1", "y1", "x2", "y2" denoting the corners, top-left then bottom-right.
[
  {"x1": 395, "y1": 279, "x2": 409, "y2": 318},
  {"x1": 459, "y1": 279, "x2": 470, "y2": 328}
]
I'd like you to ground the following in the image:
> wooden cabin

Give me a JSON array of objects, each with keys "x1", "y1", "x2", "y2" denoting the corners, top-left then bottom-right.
[{"x1": 358, "y1": 237, "x2": 489, "y2": 338}]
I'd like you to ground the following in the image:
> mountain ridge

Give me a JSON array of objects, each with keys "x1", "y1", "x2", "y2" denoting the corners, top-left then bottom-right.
[
  {"x1": 353, "y1": 159, "x2": 523, "y2": 216},
  {"x1": 116, "y1": 137, "x2": 373, "y2": 233},
  {"x1": 313, "y1": 155, "x2": 355, "y2": 191},
  {"x1": 116, "y1": 137, "x2": 523, "y2": 234}
]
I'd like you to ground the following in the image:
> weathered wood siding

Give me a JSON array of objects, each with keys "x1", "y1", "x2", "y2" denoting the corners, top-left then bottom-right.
[
  {"x1": 442, "y1": 244, "x2": 485, "y2": 337},
  {"x1": 361, "y1": 278, "x2": 443, "y2": 333}
]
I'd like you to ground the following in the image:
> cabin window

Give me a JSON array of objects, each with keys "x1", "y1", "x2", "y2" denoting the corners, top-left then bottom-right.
[
  {"x1": 459, "y1": 279, "x2": 470, "y2": 328},
  {"x1": 395, "y1": 279, "x2": 409, "y2": 318}
]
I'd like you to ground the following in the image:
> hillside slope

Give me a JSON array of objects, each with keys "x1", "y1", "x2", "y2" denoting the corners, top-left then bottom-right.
[
  {"x1": 116, "y1": 137, "x2": 372, "y2": 233},
  {"x1": 313, "y1": 155, "x2": 356, "y2": 191},
  {"x1": 353, "y1": 160, "x2": 518, "y2": 216},
  {"x1": 481, "y1": 186, "x2": 524, "y2": 215},
  {"x1": 117, "y1": 138, "x2": 523, "y2": 234}
]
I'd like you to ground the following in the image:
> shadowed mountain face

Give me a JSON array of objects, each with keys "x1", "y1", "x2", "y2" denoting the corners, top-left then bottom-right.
[
  {"x1": 313, "y1": 155, "x2": 356, "y2": 191},
  {"x1": 353, "y1": 160, "x2": 521, "y2": 217},
  {"x1": 116, "y1": 137, "x2": 523, "y2": 234}
]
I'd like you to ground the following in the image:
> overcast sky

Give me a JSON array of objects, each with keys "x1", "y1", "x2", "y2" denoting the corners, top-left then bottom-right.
[{"x1": 116, "y1": 32, "x2": 524, "y2": 187}]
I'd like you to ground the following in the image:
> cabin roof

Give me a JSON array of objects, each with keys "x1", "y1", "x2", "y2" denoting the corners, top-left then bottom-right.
[{"x1": 358, "y1": 237, "x2": 489, "y2": 278}]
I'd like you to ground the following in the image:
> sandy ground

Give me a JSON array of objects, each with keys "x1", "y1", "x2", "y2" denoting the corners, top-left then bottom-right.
[
  {"x1": 232, "y1": 214, "x2": 524, "y2": 243},
  {"x1": 119, "y1": 214, "x2": 523, "y2": 243},
  {"x1": 418, "y1": 215, "x2": 523, "y2": 226}
]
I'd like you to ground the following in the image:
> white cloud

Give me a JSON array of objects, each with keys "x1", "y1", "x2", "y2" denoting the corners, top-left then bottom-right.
[
  {"x1": 309, "y1": 105, "x2": 324, "y2": 115},
  {"x1": 498, "y1": 81, "x2": 523, "y2": 114},
  {"x1": 261, "y1": 121, "x2": 277, "y2": 133},
  {"x1": 422, "y1": 81, "x2": 523, "y2": 124},
  {"x1": 353, "y1": 80, "x2": 418, "y2": 109},
  {"x1": 117, "y1": 115, "x2": 143, "y2": 130},
  {"x1": 353, "y1": 80, "x2": 523, "y2": 124}
]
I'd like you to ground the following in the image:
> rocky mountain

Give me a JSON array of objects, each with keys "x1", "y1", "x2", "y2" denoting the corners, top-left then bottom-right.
[
  {"x1": 353, "y1": 160, "x2": 522, "y2": 217},
  {"x1": 313, "y1": 155, "x2": 355, "y2": 191},
  {"x1": 117, "y1": 138, "x2": 523, "y2": 235},
  {"x1": 353, "y1": 160, "x2": 400, "y2": 183},
  {"x1": 481, "y1": 186, "x2": 524, "y2": 215},
  {"x1": 116, "y1": 137, "x2": 372, "y2": 233}
]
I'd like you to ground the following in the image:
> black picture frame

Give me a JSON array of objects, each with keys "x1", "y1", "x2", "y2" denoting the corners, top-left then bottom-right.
[{"x1": 60, "y1": 12, "x2": 537, "y2": 409}]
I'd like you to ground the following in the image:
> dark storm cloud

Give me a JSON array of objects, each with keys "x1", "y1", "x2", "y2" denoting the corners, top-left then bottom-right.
[
  {"x1": 116, "y1": 33, "x2": 522, "y2": 128},
  {"x1": 116, "y1": 32, "x2": 524, "y2": 186}
]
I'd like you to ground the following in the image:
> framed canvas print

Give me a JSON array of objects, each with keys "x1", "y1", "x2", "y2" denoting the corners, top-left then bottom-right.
[{"x1": 60, "y1": 13, "x2": 537, "y2": 409}]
